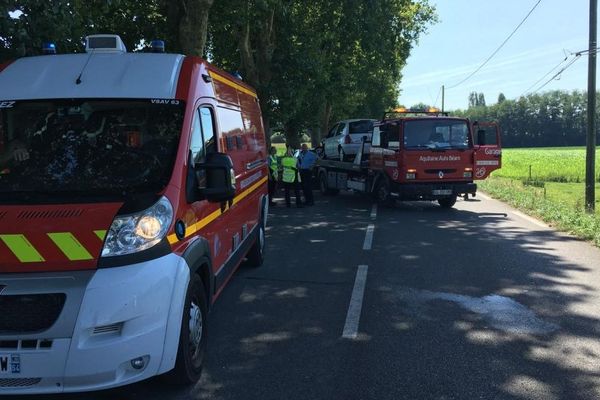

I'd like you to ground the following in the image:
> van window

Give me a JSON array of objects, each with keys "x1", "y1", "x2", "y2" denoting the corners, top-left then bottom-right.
[
  {"x1": 200, "y1": 107, "x2": 216, "y2": 154},
  {"x1": 190, "y1": 106, "x2": 217, "y2": 164}
]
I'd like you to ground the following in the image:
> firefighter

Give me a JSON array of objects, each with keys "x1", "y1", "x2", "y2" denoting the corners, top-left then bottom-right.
[
  {"x1": 268, "y1": 146, "x2": 278, "y2": 206},
  {"x1": 281, "y1": 147, "x2": 303, "y2": 208}
]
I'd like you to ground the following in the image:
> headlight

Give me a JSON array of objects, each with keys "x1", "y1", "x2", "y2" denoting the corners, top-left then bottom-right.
[{"x1": 102, "y1": 196, "x2": 173, "y2": 257}]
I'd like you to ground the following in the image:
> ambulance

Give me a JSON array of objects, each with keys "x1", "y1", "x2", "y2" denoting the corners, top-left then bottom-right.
[{"x1": 0, "y1": 35, "x2": 269, "y2": 393}]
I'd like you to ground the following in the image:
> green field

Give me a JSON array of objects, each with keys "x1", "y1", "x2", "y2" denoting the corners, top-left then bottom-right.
[
  {"x1": 481, "y1": 147, "x2": 600, "y2": 247},
  {"x1": 493, "y1": 147, "x2": 600, "y2": 183}
]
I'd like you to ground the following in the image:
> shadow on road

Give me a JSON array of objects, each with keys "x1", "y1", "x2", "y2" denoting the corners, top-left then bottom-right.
[{"x1": 6, "y1": 192, "x2": 600, "y2": 400}]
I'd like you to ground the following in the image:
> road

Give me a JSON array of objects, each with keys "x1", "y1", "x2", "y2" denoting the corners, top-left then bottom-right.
[{"x1": 10, "y1": 191, "x2": 600, "y2": 400}]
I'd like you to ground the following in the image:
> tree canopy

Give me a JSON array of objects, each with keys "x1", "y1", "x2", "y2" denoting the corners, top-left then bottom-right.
[{"x1": 1, "y1": 0, "x2": 436, "y2": 145}]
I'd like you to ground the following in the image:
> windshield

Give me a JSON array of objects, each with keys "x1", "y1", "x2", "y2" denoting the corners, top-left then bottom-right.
[
  {"x1": 403, "y1": 119, "x2": 470, "y2": 150},
  {"x1": 0, "y1": 99, "x2": 184, "y2": 200}
]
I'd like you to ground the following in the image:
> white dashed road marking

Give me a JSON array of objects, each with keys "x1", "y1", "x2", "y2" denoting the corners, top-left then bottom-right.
[
  {"x1": 370, "y1": 204, "x2": 378, "y2": 219},
  {"x1": 363, "y1": 224, "x2": 375, "y2": 250},
  {"x1": 342, "y1": 265, "x2": 368, "y2": 339}
]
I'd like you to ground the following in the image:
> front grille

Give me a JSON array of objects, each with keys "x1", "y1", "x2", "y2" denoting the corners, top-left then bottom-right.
[
  {"x1": 0, "y1": 294, "x2": 66, "y2": 334},
  {"x1": 425, "y1": 169, "x2": 457, "y2": 174},
  {"x1": 0, "y1": 339, "x2": 53, "y2": 350},
  {"x1": 0, "y1": 378, "x2": 42, "y2": 387}
]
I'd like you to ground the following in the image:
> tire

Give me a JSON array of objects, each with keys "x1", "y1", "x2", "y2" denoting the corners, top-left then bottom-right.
[
  {"x1": 374, "y1": 178, "x2": 394, "y2": 206},
  {"x1": 246, "y1": 216, "x2": 265, "y2": 268},
  {"x1": 165, "y1": 274, "x2": 208, "y2": 385},
  {"x1": 319, "y1": 172, "x2": 339, "y2": 195},
  {"x1": 438, "y1": 195, "x2": 457, "y2": 208}
]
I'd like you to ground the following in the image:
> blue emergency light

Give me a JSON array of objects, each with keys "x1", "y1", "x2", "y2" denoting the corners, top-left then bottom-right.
[
  {"x1": 42, "y1": 42, "x2": 56, "y2": 55},
  {"x1": 151, "y1": 40, "x2": 165, "y2": 53}
]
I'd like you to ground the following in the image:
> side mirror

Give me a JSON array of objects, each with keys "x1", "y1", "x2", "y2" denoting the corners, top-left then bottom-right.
[{"x1": 195, "y1": 152, "x2": 236, "y2": 203}]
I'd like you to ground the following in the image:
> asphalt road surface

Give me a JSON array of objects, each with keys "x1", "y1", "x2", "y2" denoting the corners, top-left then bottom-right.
[{"x1": 9, "y1": 190, "x2": 600, "y2": 400}]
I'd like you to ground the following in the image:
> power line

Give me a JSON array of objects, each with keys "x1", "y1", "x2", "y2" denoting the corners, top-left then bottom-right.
[
  {"x1": 520, "y1": 54, "x2": 569, "y2": 96},
  {"x1": 520, "y1": 47, "x2": 600, "y2": 96},
  {"x1": 530, "y1": 54, "x2": 583, "y2": 94},
  {"x1": 446, "y1": 0, "x2": 542, "y2": 90}
]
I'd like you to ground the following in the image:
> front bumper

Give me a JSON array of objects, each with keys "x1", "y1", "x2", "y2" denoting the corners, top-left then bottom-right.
[
  {"x1": 0, "y1": 253, "x2": 189, "y2": 394},
  {"x1": 391, "y1": 182, "x2": 477, "y2": 200}
]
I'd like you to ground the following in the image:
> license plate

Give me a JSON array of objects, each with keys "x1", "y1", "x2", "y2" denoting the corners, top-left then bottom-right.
[
  {"x1": 0, "y1": 354, "x2": 21, "y2": 374},
  {"x1": 433, "y1": 189, "x2": 452, "y2": 195}
]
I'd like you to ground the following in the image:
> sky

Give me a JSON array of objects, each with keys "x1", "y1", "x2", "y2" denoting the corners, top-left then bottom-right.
[{"x1": 399, "y1": 0, "x2": 596, "y2": 110}]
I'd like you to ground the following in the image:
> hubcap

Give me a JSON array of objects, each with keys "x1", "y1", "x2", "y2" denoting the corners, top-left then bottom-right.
[
  {"x1": 189, "y1": 301, "x2": 203, "y2": 359},
  {"x1": 259, "y1": 226, "x2": 265, "y2": 254}
]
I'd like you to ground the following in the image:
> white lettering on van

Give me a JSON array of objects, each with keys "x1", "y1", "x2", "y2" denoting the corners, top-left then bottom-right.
[
  {"x1": 151, "y1": 99, "x2": 180, "y2": 105},
  {"x1": 0, "y1": 101, "x2": 15, "y2": 108}
]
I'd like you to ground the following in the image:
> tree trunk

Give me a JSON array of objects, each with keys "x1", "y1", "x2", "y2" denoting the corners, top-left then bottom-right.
[
  {"x1": 320, "y1": 101, "x2": 332, "y2": 141},
  {"x1": 170, "y1": 0, "x2": 215, "y2": 57},
  {"x1": 284, "y1": 123, "x2": 301, "y2": 149}
]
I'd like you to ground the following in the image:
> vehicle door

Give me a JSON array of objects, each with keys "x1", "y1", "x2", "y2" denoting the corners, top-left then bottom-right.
[
  {"x1": 189, "y1": 105, "x2": 229, "y2": 272},
  {"x1": 332, "y1": 122, "x2": 346, "y2": 155},
  {"x1": 472, "y1": 121, "x2": 502, "y2": 179}
]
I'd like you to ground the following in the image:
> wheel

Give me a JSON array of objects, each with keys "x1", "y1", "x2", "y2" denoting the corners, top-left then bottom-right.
[
  {"x1": 374, "y1": 178, "x2": 394, "y2": 206},
  {"x1": 319, "y1": 172, "x2": 339, "y2": 195},
  {"x1": 438, "y1": 195, "x2": 457, "y2": 208},
  {"x1": 246, "y1": 216, "x2": 265, "y2": 267},
  {"x1": 165, "y1": 274, "x2": 208, "y2": 385}
]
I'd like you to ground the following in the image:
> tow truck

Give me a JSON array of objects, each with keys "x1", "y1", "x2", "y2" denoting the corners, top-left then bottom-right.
[{"x1": 316, "y1": 108, "x2": 501, "y2": 207}]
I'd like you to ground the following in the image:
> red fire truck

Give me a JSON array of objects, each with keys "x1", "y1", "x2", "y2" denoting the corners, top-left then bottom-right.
[
  {"x1": 316, "y1": 108, "x2": 501, "y2": 207},
  {"x1": 0, "y1": 35, "x2": 268, "y2": 393}
]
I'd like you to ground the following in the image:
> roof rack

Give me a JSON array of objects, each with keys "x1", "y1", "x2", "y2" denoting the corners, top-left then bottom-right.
[{"x1": 382, "y1": 107, "x2": 450, "y2": 120}]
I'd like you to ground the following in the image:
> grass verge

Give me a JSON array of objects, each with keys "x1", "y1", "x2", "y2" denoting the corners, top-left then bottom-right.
[{"x1": 479, "y1": 177, "x2": 600, "y2": 247}]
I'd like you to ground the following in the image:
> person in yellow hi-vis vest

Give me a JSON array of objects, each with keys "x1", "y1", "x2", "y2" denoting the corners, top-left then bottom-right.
[
  {"x1": 268, "y1": 146, "x2": 279, "y2": 207},
  {"x1": 280, "y1": 147, "x2": 303, "y2": 208}
]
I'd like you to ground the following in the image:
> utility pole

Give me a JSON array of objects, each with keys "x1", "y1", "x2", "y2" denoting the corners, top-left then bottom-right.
[
  {"x1": 441, "y1": 85, "x2": 445, "y2": 113},
  {"x1": 586, "y1": 0, "x2": 597, "y2": 213}
]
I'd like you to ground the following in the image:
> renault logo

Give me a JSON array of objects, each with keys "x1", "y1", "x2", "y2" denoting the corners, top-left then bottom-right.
[{"x1": 438, "y1": 171, "x2": 444, "y2": 179}]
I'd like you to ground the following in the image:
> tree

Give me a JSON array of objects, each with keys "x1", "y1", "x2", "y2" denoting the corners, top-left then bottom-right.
[
  {"x1": 0, "y1": 1, "x2": 214, "y2": 60},
  {"x1": 477, "y1": 92, "x2": 486, "y2": 107},
  {"x1": 165, "y1": 0, "x2": 214, "y2": 56},
  {"x1": 498, "y1": 93, "x2": 506, "y2": 104},
  {"x1": 208, "y1": 0, "x2": 436, "y2": 147}
]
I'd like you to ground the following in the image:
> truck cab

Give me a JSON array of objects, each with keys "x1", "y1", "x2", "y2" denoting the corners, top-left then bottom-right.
[
  {"x1": 316, "y1": 109, "x2": 501, "y2": 208},
  {"x1": 0, "y1": 35, "x2": 268, "y2": 393}
]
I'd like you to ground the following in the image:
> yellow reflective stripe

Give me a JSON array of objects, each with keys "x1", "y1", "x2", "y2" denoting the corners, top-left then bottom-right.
[
  {"x1": 233, "y1": 176, "x2": 268, "y2": 205},
  {"x1": 94, "y1": 230, "x2": 107, "y2": 241},
  {"x1": 167, "y1": 176, "x2": 268, "y2": 244},
  {"x1": 0, "y1": 234, "x2": 45, "y2": 263},
  {"x1": 47, "y1": 232, "x2": 93, "y2": 261},
  {"x1": 209, "y1": 71, "x2": 258, "y2": 98}
]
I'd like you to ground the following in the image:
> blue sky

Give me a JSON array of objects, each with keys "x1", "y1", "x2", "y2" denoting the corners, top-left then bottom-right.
[{"x1": 399, "y1": 0, "x2": 594, "y2": 110}]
